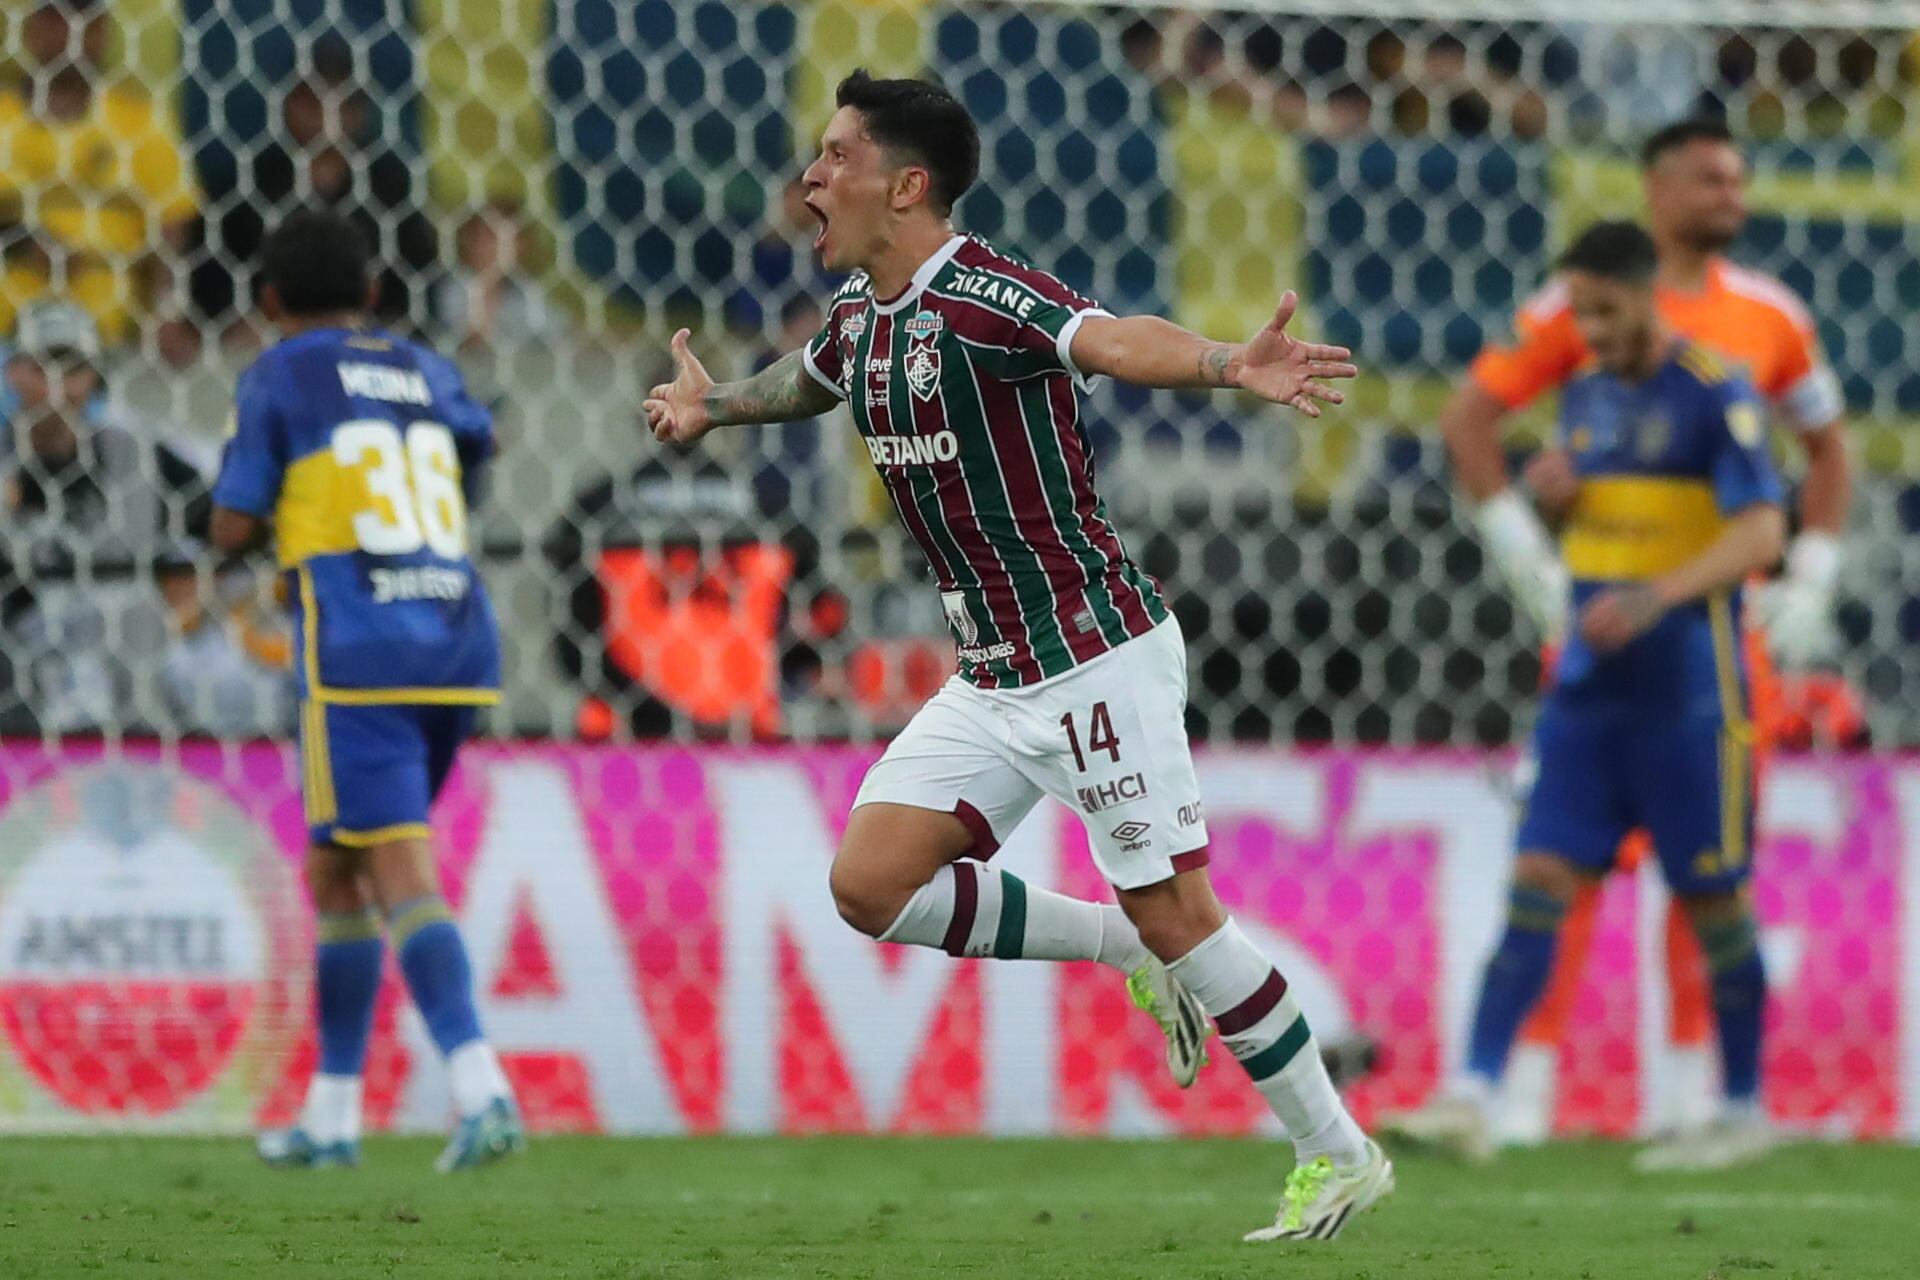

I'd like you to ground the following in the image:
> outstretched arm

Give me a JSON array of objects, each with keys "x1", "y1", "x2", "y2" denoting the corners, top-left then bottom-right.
[
  {"x1": 644, "y1": 330, "x2": 839, "y2": 444},
  {"x1": 1068, "y1": 291, "x2": 1357, "y2": 417}
]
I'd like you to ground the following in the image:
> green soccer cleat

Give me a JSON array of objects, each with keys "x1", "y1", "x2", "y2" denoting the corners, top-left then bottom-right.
[
  {"x1": 1244, "y1": 1140, "x2": 1395, "y2": 1243},
  {"x1": 1126, "y1": 959, "x2": 1211, "y2": 1088},
  {"x1": 435, "y1": 1097, "x2": 527, "y2": 1173},
  {"x1": 257, "y1": 1127, "x2": 359, "y2": 1170}
]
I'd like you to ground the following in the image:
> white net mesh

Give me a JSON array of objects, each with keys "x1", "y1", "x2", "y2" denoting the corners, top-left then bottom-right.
[
  {"x1": 2, "y1": 1, "x2": 1916, "y2": 745},
  {"x1": 0, "y1": 0, "x2": 1913, "y2": 1138}
]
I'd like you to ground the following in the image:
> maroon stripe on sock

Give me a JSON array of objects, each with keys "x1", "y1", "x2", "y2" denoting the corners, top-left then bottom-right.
[
  {"x1": 954, "y1": 800, "x2": 1000, "y2": 859},
  {"x1": 940, "y1": 863, "x2": 979, "y2": 957},
  {"x1": 1170, "y1": 845, "x2": 1210, "y2": 874},
  {"x1": 1215, "y1": 969, "x2": 1289, "y2": 1036}
]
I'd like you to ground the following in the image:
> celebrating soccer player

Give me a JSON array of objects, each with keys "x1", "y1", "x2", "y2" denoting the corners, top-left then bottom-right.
[
  {"x1": 1388, "y1": 221, "x2": 1786, "y2": 1170},
  {"x1": 645, "y1": 71, "x2": 1385, "y2": 1242},
  {"x1": 210, "y1": 211, "x2": 524, "y2": 1172}
]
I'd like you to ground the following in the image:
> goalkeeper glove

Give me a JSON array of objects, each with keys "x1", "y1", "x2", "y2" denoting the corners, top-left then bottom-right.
[
  {"x1": 1757, "y1": 531, "x2": 1842, "y2": 666},
  {"x1": 1472, "y1": 489, "x2": 1569, "y2": 645}
]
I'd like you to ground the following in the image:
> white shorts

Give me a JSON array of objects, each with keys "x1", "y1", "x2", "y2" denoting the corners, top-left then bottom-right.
[{"x1": 853, "y1": 617, "x2": 1210, "y2": 889}]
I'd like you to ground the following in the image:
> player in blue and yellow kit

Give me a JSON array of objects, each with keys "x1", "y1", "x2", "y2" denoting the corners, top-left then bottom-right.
[
  {"x1": 209, "y1": 211, "x2": 523, "y2": 1171},
  {"x1": 1387, "y1": 222, "x2": 1786, "y2": 1170}
]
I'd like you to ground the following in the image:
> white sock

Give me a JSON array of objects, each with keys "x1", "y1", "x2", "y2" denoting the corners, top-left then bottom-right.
[
  {"x1": 1445, "y1": 1069, "x2": 1497, "y2": 1108},
  {"x1": 879, "y1": 862, "x2": 1138, "y2": 968},
  {"x1": 1094, "y1": 904, "x2": 1150, "y2": 973},
  {"x1": 1662, "y1": 1044, "x2": 1719, "y2": 1133},
  {"x1": 298, "y1": 1073, "x2": 362, "y2": 1145},
  {"x1": 448, "y1": 1041, "x2": 512, "y2": 1117},
  {"x1": 1169, "y1": 918, "x2": 1370, "y2": 1171}
]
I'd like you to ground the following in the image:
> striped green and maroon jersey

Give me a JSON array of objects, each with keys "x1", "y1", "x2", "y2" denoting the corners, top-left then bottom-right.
[{"x1": 801, "y1": 234, "x2": 1169, "y2": 688}]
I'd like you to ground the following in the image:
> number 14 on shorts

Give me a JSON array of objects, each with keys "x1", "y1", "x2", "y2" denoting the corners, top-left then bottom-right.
[
  {"x1": 1061, "y1": 702, "x2": 1121, "y2": 772},
  {"x1": 1063, "y1": 701, "x2": 1151, "y2": 820}
]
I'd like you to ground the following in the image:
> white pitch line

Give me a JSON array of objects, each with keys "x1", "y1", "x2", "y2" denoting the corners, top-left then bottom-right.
[
  {"x1": 668, "y1": 1186, "x2": 1899, "y2": 1214},
  {"x1": 1436, "y1": 1191, "x2": 1900, "y2": 1214}
]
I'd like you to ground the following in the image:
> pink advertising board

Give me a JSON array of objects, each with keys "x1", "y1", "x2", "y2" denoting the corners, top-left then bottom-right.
[{"x1": 0, "y1": 740, "x2": 1909, "y2": 1140}]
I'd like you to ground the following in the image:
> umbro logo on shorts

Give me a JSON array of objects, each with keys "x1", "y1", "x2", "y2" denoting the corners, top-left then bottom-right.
[{"x1": 1109, "y1": 821, "x2": 1151, "y2": 845}]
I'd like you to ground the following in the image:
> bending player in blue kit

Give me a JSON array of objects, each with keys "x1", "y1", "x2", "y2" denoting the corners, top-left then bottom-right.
[{"x1": 210, "y1": 211, "x2": 523, "y2": 1171}]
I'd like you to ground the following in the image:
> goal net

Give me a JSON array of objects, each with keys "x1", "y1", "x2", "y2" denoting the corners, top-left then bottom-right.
[{"x1": 0, "y1": 0, "x2": 1912, "y2": 1140}]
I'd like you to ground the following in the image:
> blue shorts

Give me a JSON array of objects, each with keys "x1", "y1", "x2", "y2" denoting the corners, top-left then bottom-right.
[
  {"x1": 300, "y1": 701, "x2": 478, "y2": 847},
  {"x1": 1514, "y1": 695, "x2": 1755, "y2": 896}
]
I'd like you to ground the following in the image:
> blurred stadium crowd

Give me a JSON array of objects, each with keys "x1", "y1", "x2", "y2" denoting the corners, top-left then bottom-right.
[{"x1": 1, "y1": 0, "x2": 1915, "y2": 745}]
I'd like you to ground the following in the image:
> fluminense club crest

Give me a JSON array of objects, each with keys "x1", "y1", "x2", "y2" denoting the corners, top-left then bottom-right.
[{"x1": 905, "y1": 344, "x2": 941, "y2": 401}]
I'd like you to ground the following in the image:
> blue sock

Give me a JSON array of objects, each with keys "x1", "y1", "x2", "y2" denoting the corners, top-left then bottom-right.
[
  {"x1": 1698, "y1": 912, "x2": 1767, "y2": 1103},
  {"x1": 391, "y1": 897, "x2": 485, "y2": 1056},
  {"x1": 314, "y1": 910, "x2": 384, "y2": 1076},
  {"x1": 1465, "y1": 884, "x2": 1568, "y2": 1083}
]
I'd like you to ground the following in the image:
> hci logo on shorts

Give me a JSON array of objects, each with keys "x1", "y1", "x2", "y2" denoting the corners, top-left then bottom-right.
[{"x1": 1079, "y1": 772, "x2": 1148, "y2": 813}]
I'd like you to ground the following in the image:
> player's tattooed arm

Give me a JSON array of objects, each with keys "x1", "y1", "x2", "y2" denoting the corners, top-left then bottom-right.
[
  {"x1": 703, "y1": 349, "x2": 838, "y2": 427},
  {"x1": 644, "y1": 332, "x2": 836, "y2": 445},
  {"x1": 1198, "y1": 344, "x2": 1235, "y2": 387},
  {"x1": 1071, "y1": 292, "x2": 1358, "y2": 417}
]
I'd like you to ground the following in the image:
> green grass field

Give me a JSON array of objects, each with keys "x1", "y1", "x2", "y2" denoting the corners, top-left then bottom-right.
[{"x1": 1, "y1": 1136, "x2": 1911, "y2": 1279}]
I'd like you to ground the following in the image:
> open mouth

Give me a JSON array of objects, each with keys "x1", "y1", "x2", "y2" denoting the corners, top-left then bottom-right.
[{"x1": 804, "y1": 198, "x2": 828, "y2": 252}]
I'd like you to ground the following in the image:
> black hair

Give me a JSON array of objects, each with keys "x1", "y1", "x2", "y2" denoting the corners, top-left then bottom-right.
[
  {"x1": 1641, "y1": 116, "x2": 1735, "y2": 169},
  {"x1": 260, "y1": 209, "x2": 372, "y2": 316},
  {"x1": 1558, "y1": 219, "x2": 1658, "y2": 285},
  {"x1": 834, "y1": 70, "x2": 979, "y2": 215}
]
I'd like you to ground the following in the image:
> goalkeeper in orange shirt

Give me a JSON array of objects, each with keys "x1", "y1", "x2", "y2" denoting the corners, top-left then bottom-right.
[{"x1": 1433, "y1": 120, "x2": 1852, "y2": 1163}]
